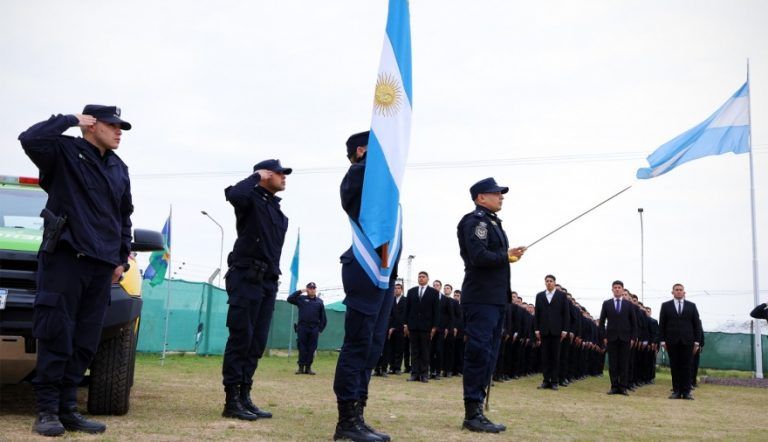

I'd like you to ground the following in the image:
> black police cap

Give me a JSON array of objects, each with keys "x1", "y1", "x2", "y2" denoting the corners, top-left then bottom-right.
[
  {"x1": 306, "y1": 282, "x2": 316, "y2": 288},
  {"x1": 82, "y1": 104, "x2": 131, "y2": 130},
  {"x1": 253, "y1": 159, "x2": 292, "y2": 175},
  {"x1": 470, "y1": 177, "x2": 509, "y2": 200},
  {"x1": 346, "y1": 131, "x2": 370, "y2": 157}
]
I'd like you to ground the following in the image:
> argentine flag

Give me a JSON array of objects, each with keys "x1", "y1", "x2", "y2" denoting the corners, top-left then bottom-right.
[
  {"x1": 637, "y1": 82, "x2": 750, "y2": 179},
  {"x1": 353, "y1": 0, "x2": 412, "y2": 288}
]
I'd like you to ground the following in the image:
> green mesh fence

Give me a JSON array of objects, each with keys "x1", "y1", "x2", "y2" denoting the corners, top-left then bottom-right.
[
  {"x1": 136, "y1": 279, "x2": 346, "y2": 354},
  {"x1": 137, "y1": 280, "x2": 767, "y2": 374}
]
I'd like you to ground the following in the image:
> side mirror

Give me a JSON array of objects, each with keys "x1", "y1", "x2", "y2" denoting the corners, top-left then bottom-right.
[{"x1": 131, "y1": 229, "x2": 166, "y2": 252}]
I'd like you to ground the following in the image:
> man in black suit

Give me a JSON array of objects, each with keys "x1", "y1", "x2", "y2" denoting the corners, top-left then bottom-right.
[
  {"x1": 599, "y1": 280, "x2": 637, "y2": 395},
  {"x1": 387, "y1": 283, "x2": 407, "y2": 374},
  {"x1": 441, "y1": 284, "x2": 458, "y2": 378},
  {"x1": 404, "y1": 271, "x2": 440, "y2": 382},
  {"x1": 451, "y1": 290, "x2": 464, "y2": 376},
  {"x1": 430, "y1": 280, "x2": 454, "y2": 379},
  {"x1": 659, "y1": 283, "x2": 702, "y2": 400},
  {"x1": 534, "y1": 274, "x2": 570, "y2": 390},
  {"x1": 691, "y1": 317, "x2": 704, "y2": 388},
  {"x1": 646, "y1": 307, "x2": 660, "y2": 384}
]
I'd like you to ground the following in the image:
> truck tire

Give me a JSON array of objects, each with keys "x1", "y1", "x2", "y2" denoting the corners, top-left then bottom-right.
[{"x1": 87, "y1": 319, "x2": 137, "y2": 415}]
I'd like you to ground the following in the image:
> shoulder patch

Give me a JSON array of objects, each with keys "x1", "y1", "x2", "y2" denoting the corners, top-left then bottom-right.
[{"x1": 475, "y1": 222, "x2": 488, "y2": 239}]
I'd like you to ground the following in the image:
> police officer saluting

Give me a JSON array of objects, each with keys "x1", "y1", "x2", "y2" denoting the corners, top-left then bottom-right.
[
  {"x1": 287, "y1": 282, "x2": 327, "y2": 375},
  {"x1": 221, "y1": 159, "x2": 291, "y2": 420},
  {"x1": 457, "y1": 177, "x2": 525, "y2": 433},
  {"x1": 18, "y1": 106, "x2": 134, "y2": 436}
]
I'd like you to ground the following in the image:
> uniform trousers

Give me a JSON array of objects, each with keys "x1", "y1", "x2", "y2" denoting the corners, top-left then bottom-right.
[
  {"x1": 462, "y1": 304, "x2": 505, "y2": 402},
  {"x1": 333, "y1": 256, "x2": 394, "y2": 401},
  {"x1": 32, "y1": 245, "x2": 113, "y2": 413},
  {"x1": 222, "y1": 269, "x2": 277, "y2": 386},
  {"x1": 297, "y1": 324, "x2": 320, "y2": 366}
]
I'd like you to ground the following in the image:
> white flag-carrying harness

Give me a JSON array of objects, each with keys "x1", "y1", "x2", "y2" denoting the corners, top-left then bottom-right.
[{"x1": 352, "y1": 0, "x2": 412, "y2": 289}]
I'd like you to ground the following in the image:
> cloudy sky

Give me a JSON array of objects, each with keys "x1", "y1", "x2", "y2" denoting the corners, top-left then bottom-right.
[{"x1": 2, "y1": 0, "x2": 766, "y2": 331}]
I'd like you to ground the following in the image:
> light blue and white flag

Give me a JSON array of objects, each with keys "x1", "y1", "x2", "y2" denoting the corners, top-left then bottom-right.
[
  {"x1": 352, "y1": 0, "x2": 411, "y2": 289},
  {"x1": 637, "y1": 82, "x2": 750, "y2": 179},
  {"x1": 289, "y1": 230, "x2": 300, "y2": 294}
]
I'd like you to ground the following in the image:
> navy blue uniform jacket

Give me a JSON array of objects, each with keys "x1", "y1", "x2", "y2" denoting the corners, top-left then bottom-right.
[
  {"x1": 287, "y1": 291, "x2": 327, "y2": 331},
  {"x1": 19, "y1": 114, "x2": 133, "y2": 266},
  {"x1": 457, "y1": 206, "x2": 511, "y2": 305},
  {"x1": 225, "y1": 174, "x2": 288, "y2": 279}
]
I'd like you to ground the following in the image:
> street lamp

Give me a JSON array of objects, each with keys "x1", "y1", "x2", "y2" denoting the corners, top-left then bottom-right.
[
  {"x1": 407, "y1": 255, "x2": 415, "y2": 290},
  {"x1": 201, "y1": 210, "x2": 224, "y2": 287},
  {"x1": 638, "y1": 208, "x2": 645, "y2": 304}
]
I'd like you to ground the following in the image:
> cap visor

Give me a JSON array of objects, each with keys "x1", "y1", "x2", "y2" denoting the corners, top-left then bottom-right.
[
  {"x1": 100, "y1": 116, "x2": 132, "y2": 130},
  {"x1": 280, "y1": 167, "x2": 293, "y2": 175}
]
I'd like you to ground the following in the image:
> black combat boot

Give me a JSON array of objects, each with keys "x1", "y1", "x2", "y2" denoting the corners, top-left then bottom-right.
[
  {"x1": 306, "y1": 364, "x2": 316, "y2": 375},
  {"x1": 462, "y1": 401, "x2": 505, "y2": 433},
  {"x1": 240, "y1": 384, "x2": 273, "y2": 418},
  {"x1": 58, "y1": 406, "x2": 106, "y2": 434},
  {"x1": 222, "y1": 385, "x2": 258, "y2": 421},
  {"x1": 358, "y1": 397, "x2": 390, "y2": 441},
  {"x1": 32, "y1": 412, "x2": 65, "y2": 437},
  {"x1": 333, "y1": 401, "x2": 382, "y2": 441},
  {"x1": 296, "y1": 365, "x2": 305, "y2": 375}
]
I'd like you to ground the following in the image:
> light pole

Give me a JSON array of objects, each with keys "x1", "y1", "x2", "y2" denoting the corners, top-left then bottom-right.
[
  {"x1": 638, "y1": 208, "x2": 645, "y2": 304},
  {"x1": 407, "y1": 255, "x2": 415, "y2": 290},
  {"x1": 201, "y1": 210, "x2": 224, "y2": 287}
]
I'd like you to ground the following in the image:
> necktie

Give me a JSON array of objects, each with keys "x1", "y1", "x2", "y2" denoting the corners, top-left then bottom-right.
[
  {"x1": 616, "y1": 299, "x2": 621, "y2": 313},
  {"x1": 419, "y1": 287, "x2": 424, "y2": 300},
  {"x1": 677, "y1": 301, "x2": 682, "y2": 315}
]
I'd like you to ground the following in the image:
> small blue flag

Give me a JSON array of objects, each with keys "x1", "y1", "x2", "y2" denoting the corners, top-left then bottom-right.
[
  {"x1": 637, "y1": 82, "x2": 750, "y2": 179},
  {"x1": 289, "y1": 230, "x2": 300, "y2": 294},
  {"x1": 144, "y1": 215, "x2": 171, "y2": 286}
]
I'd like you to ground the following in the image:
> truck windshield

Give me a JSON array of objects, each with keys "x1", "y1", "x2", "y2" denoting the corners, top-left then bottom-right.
[{"x1": 0, "y1": 187, "x2": 46, "y2": 230}]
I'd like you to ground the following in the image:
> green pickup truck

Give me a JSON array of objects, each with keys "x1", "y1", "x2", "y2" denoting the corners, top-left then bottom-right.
[{"x1": 0, "y1": 175, "x2": 164, "y2": 415}]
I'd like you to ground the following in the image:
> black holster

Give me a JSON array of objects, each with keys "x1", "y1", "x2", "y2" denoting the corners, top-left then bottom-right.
[
  {"x1": 39, "y1": 208, "x2": 67, "y2": 253},
  {"x1": 244, "y1": 259, "x2": 268, "y2": 283}
]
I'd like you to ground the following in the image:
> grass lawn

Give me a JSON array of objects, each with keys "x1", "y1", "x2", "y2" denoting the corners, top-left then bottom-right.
[{"x1": 0, "y1": 352, "x2": 764, "y2": 441}]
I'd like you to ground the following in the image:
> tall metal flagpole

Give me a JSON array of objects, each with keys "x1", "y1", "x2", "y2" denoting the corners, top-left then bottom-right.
[
  {"x1": 638, "y1": 208, "x2": 645, "y2": 304},
  {"x1": 161, "y1": 205, "x2": 173, "y2": 366},
  {"x1": 746, "y1": 60, "x2": 763, "y2": 378}
]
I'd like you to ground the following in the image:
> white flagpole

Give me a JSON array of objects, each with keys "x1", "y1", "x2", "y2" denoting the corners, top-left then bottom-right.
[
  {"x1": 161, "y1": 205, "x2": 173, "y2": 366},
  {"x1": 746, "y1": 60, "x2": 763, "y2": 378}
]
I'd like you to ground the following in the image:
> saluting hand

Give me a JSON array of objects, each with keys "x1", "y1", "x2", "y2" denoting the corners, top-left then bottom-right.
[
  {"x1": 255, "y1": 169, "x2": 273, "y2": 180},
  {"x1": 75, "y1": 114, "x2": 97, "y2": 127}
]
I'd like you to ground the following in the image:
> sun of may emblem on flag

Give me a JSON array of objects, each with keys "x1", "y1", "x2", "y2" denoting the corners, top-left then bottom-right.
[{"x1": 374, "y1": 72, "x2": 402, "y2": 117}]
